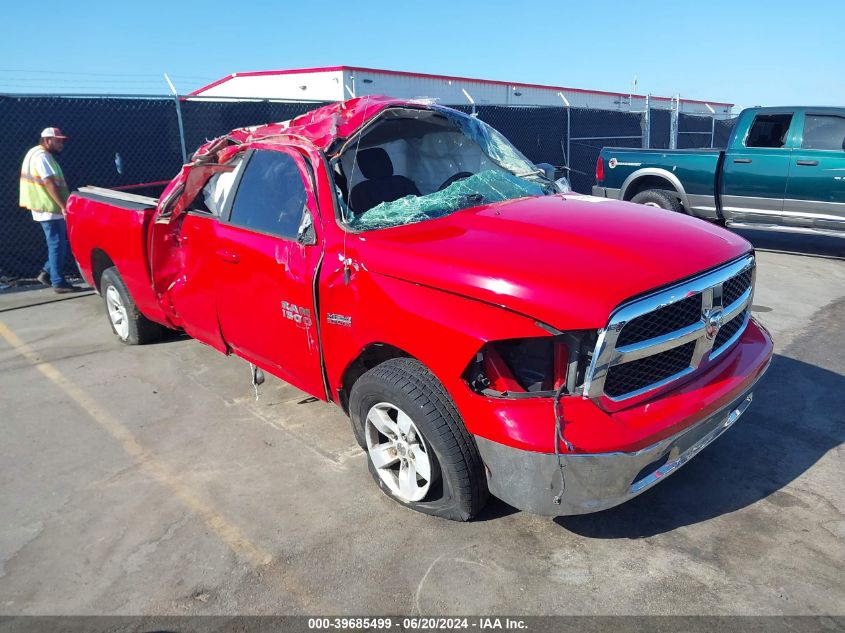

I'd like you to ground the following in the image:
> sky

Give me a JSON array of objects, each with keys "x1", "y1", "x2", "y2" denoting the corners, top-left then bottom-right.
[{"x1": 1, "y1": 0, "x2": 843, "y2": 111}]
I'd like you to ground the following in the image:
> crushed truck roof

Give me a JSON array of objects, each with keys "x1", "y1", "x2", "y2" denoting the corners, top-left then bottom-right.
[{"x1": 194, "y1": 95, "x2": 419, "y2": 159}]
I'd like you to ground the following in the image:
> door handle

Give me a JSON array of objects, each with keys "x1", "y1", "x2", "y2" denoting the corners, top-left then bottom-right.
[
  {"x1": 733, "y1": 158, "x2": 752, "y2": 164},
  {"x1": 796, "y1": 160, "x2": 819, "y2": 166},
  {"x1": 215, "y1": 249, "x2": 240, "y2": 264}
]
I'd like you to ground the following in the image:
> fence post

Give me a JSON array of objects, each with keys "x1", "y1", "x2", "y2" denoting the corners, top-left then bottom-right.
[
  {"x1": 567, "y1": 105, "x2": 571, "y2": 176},
  {"x1": 172, "y1": 96, "x2": 188, "y2": 164},
  {"x1": 643, "y1": 94, "x2": 651, "y2": 149},
  {"x1": 669, "y1": 95, "x2": 679, "y2": 149},
  {"x1": 558, "y1": 92, "x2": 571, "y2": 178},
  {"x1": 164, "y1": 73, "x2": 188, "y2": 163},
  {"x1": 462, "y1": 88, "x2": 477, "y2": 117},
  {"x1": 704, "y1": 103, "x2": 717, "y2": 148}
]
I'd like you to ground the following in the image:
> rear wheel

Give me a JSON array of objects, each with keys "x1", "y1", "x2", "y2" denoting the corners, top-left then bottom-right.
[
  {"x1": 631, "y1": 189, "x2": 684, "y2": 213},
  {"x1": 349, "y1": 358, "x2": 488, "y2": 521},
  {"x1": 100, "y1": 266, "x2": 162, "y2": 345}
]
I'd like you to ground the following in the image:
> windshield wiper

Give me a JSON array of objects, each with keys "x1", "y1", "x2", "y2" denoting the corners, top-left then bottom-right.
[{"x1": 513, "y1": 169, "x2": 545, "y2": 178}]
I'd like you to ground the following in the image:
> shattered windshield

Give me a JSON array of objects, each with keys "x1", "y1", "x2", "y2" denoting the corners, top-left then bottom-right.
[
  {"x1": 438, "y1": 107, "x2": 543, "y2": 179},
  {"x1": 350, "y1": 170, "x2": 544, "y2": 231},
  {"x1": 335, "y1": 106, "x2": 552, "y2": 231}
]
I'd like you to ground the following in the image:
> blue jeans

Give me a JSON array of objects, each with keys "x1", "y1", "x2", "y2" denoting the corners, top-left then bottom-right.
[{"x1": 39, "y1": 218, "x2": 69, "y2": 287}]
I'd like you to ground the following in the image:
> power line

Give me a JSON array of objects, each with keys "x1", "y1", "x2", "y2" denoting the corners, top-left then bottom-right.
[
  {"x1": 0, "y1": 84, "x2": 175, "y2": 92},
  {"x1": 0, "y1": 78, "x2": 180, "y2": 85},
  {"x1": 0, "y1": 87, "x2": 187, "y2": 93},
  {"x1": 0, "y1": 68, "x2": 217, "y2": 81}
]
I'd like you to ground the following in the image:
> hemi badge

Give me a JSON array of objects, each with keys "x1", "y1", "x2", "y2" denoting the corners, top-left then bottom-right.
[{"x1": 327, "y1": 313, "x2": 352, "y2": 327}]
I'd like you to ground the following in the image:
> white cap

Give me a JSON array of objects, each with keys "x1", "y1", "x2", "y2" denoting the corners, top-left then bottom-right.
[{"x1": 41, "y1": 127, "x2": 68, "y2": 139}]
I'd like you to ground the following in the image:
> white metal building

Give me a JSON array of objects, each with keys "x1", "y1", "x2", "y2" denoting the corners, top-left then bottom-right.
[{"x1": 190, "y1": 66, "x2": 733, "y2": 116}]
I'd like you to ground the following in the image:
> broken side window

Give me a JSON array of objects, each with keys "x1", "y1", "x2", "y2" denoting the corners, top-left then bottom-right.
[
  {"x1": 202, "y1": 155, "x2": 245, "y2": 215},
  {"x1": 227, "y1": 150, "x2": 308, "y2": 240}
]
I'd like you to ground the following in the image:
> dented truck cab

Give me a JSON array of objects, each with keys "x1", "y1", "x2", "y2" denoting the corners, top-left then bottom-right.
[{"x1": 66, "y1": 96, "x2": 773, "y2": 521}]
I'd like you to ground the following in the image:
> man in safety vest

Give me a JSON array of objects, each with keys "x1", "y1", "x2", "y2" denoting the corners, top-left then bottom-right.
[{"x1": 19, "y1": 128, "x2": 80, "y2": 293}]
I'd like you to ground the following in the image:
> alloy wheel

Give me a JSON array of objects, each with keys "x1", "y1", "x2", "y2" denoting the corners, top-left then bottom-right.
[
  {"x1": 364, "y1": 402, "x2": 432, "y2": 502},
  {"x1": 105, "y1": 285, "x2": 129, "y2": 340}
]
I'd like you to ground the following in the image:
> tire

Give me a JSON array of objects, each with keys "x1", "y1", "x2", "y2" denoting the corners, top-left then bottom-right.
[
  {"x1": 349, "y1": 358, "x2": 489, "y2": 521},
  {"x1": 631, "y1": 189, "x2": 684, "y2": 213},
  {"x1": 100, "y1": 266, "x2": 162, "y2": 345}
]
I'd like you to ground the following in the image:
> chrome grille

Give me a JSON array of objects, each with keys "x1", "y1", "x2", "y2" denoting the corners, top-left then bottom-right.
[
  {"x1": 723, "y1": 269, "x2": 753, "y2": 307},
  {"x1": 604, "y1": 341, "x2": 696, "y2": 398},
  {"x1": 585, "y1": 255, "x2": 755, "y2": 403},
  {"x1": 616, "y1": 294, "x2": 702, "y2": 346},
  {"x1": 713, "y1": 308, "x2": 748, "y2": 352}
]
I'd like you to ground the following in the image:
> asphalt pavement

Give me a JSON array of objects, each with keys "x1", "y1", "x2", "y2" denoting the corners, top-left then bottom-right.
[{"x1": 0, "y1": 230, "x2": 842, "y2": 616}]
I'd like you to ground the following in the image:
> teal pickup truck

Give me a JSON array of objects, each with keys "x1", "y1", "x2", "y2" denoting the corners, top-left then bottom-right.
[{"x1": 593, "y1": 106, "x2": 845, "y2": 237}]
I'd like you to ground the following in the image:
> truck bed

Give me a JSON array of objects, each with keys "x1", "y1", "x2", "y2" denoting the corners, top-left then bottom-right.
[
  {"x1": 73, "y1": 186, "x2": 159, "y2": 210},
  {"x1": 597, "y1": 147, "x2": 725, "y2": 218},
  {"x1": 66, "y1": 186, "x2": 169, "y2": 326}
]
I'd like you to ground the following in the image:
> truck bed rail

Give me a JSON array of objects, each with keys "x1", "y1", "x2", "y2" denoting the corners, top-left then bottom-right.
[{"x1": 74, "y1": 186, "x2": 158, "y2": 211}]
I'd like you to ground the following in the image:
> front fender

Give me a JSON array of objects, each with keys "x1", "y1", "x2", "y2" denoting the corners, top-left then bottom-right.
[{"x1": 319, "y1": 267, "x2": 549, "y2": 429}]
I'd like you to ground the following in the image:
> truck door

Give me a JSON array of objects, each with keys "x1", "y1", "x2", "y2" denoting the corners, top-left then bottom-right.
[
  {"x1": 212, "y1": 146, "x2": 326, "y2": 399},
  {"x1": 721, "y1": 110, "x2": 797, "y2": 224},
  {"x1": 784, "y1": 111, "x2": 845, "y2": 231},
  {"x1": 148, "y1": 161, "x2": 243, "y2": 353}
]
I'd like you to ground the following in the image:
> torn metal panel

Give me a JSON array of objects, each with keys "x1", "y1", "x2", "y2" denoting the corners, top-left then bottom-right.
[{"x1": 191, "y1": 96, "x2": 404, "y2": 159}]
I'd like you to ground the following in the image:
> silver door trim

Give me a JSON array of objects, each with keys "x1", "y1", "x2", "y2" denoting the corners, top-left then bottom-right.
[{"x1": 781, "y1": 198, "x2": 845, "y2": 221}]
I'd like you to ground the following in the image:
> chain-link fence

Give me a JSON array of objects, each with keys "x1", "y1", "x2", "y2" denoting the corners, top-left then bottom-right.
[
  {"x1": 714, "y1": 117, "x2": 736, "y2": 148},
  {"x1": 0, "y1": 95, "x2": 326, "y2": 281},
  {"x1": 677, "y1": 113, "x2": 738, "y2": 149},
  {"x1": 1, "y1": 94, "x2": 736, "y2": 282},
  {"x1": 567, "y1": 108, "x2": 646, "y2": 193},
  {"x1": 678, "y1": 113, "x2": 716, "y2": 149},
  {"x1": 179, "y1": 99, "x2": 330, "y2": 161},
  {"x1": 649, "y1": 109, "x2": 673, "y2": 150}
]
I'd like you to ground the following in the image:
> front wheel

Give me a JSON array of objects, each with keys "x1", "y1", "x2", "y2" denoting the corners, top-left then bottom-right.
[
  {"x1": 100, "y1": 266, "x2": 162, "y2": 345},
  {"x1": 349, "y1": 358, "x2": 488, "y2": 521},
  {"x1": 631, "y1": 189, "x2": 684, "y2": 213}
]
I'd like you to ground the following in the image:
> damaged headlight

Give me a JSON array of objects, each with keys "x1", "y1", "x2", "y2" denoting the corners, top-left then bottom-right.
[{"x1": 465, "y1": 331, "x2": 597, "y2": 398}]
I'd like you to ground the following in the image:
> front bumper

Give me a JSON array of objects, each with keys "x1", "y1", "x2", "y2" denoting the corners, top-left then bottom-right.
[
  {"x1": 592, "y1": 185, "x2": 621, "y2": 199},
  {"x1": 475, "y1": 387, "x2": 759, "y2": 516}
]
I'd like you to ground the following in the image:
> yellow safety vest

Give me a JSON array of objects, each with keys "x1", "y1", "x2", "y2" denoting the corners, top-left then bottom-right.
[{"x1": 19, "y1": 146, "x2": 68, "y2": 214}]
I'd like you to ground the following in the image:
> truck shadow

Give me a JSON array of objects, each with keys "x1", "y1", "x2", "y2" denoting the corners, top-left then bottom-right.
[
  {"x1": 555, "y1": 353, "x2": 844, "y2": 538},
  {"x1": 733, "y1": 228, "x2": 844, "y2": 260},
  {"x1": 474, "y1": 497, "x2": 521, "y2": 521},
  {"x1": 148, "y1": 328, "x2": 191, "y2": 345}
]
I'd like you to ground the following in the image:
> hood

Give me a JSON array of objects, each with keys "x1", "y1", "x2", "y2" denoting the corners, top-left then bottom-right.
[{"x1": 353, "y1": 194, "x2": 751, "y2": 330}]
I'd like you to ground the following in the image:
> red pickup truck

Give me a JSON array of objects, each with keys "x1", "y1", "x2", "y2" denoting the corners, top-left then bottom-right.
[{"x1": 67, "y1": 96, "x2": 773, "y2": 521}]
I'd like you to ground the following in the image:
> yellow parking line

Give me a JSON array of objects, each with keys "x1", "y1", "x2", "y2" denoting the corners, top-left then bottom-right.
[{"x1": 0, "y1": 319, "x2": 273, "y2": 569}]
